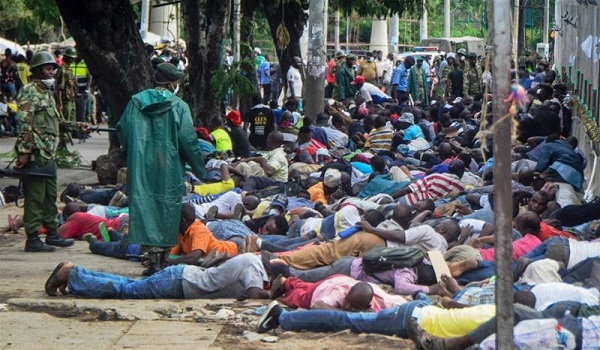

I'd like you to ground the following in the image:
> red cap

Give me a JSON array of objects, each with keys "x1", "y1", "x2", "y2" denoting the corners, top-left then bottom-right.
[
  {"x1": 351, "y1": 75, "x2": 365, "y2": 85},
  {"x1": 225, "y1": 110, "x2": 242, "y2": 126}
]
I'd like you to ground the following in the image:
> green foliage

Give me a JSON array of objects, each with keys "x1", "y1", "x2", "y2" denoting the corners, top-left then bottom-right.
[
  {"x1": 55, "y1": 148, "x2": 82, "y2": 168},
  {"x1": 210, "y1": 57, "x2": 256, "y2": 101},
  {"x1": 11, "y1": 0, "x2": 61, "y2": 43},
  {"x1": 332, "y1": 0, "x2": 425, "y2": 19},
  {"x1": 0, "y1": 0, "x2": 31, "y2": 33}
]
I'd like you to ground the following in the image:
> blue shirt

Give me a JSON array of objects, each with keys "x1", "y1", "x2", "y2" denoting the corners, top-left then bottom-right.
[
  {"x1": 259, "y1": 60, "x2": 271, "y2": 85},
  {"x1": 403, "y1": 124, "x2": 424, "y2": 141},
  {"x1": 391, "y1": 64, "x2": 409, "y2": 92}
]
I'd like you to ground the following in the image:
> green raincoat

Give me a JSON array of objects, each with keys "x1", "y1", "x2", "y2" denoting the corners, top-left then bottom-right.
[{"x1": 117, "y1": 89, "x2": 206, "y2": 247}]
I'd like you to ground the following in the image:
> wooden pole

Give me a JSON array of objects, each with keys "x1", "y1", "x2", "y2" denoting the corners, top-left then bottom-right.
[{"x1": 491, "y1": 0, "x2": 515, "y2": 348}]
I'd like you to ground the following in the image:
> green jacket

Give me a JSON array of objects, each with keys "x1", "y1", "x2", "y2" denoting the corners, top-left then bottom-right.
[
  {"x1": 117, "y1": 89, "x2": 206, "y2": 247},
  {"x1": 464, "y1": 65, "x2": 483, "y2": 97},
  {"x1": 14, "y1": 81, "x2": 79, "y2": 159},
  {"x1": 334, "y1": 64, "x2": 356, "y2": 101}
]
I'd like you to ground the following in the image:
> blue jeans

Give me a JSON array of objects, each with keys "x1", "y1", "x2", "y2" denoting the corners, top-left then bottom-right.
[
  {"x1": 2, "y1": 83, "x2": 16, "y2": 97},
  {"x1": 260, "y1": 235, "x2": 314, "y2": 252},
  {"x1": 522, "y1": 236, "x2": 569, "y2": 261},
  {"x1": 89, "y1": 232, "x2": 142, "y2": 261},
  {"x1": 79, "y1": 188, "x2": 119, "y2": 205},
  {"x1": 279, "y1": 299, "x2": 428, "y2": 338},
  {"x1": 456, "y1": 260, "x2": 497, "y2": 285},
  {"x1": 68, "y1": 265, "x2": 185, "y2": 299}
]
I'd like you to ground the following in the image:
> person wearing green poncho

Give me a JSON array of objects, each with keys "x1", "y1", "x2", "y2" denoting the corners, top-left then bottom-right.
[
  {"x1": 117, "y1": 63, "x2": 206, "y2": 275},
  {"x1": 408, "y1": 56, "x2": 430, "y2": 106}
]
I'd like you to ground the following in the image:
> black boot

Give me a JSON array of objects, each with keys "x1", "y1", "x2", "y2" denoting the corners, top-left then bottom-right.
[
  {"x1": 142, "y1": 251, "x2": 163, "y2": 276},
  {"x1": 25, "y1": 236, "x2": 56, "y2": 252},
  {"x1": 45, "y1": 231, "x2": 75, "y2": 247}
]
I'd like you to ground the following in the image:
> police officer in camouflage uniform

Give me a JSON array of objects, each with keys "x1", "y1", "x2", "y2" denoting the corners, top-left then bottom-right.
[
  {"x1": 55, "y1": 47, "x2": 77, "y2": 122},
  {"x1": 463, "y1": 52, "x2": 483, "y2": 98},
  {"x1": 14, "y1": 51, "x2": 90, "y2": 252}
]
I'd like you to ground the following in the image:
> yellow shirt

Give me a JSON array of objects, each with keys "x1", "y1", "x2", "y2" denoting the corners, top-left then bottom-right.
[
  {"x1": 193, "y1": 178, "x2": 235, "y2": 196},
  {"x1": 16, "y1": 62, "x2": 30, "y2": 85},
  {"x1": 419, "y1": 304, "x2": 495, "y2": 338},
  {"x1": 211, "y1": 128, "x2": 233, "y2": 152}
]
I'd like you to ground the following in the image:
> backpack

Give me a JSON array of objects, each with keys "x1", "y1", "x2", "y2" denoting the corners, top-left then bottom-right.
[{"x1": 362, "y1": 246, "x2": 425, "y2": 274}]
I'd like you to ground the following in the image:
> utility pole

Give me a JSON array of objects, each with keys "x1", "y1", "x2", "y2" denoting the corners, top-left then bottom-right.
[
  {"x1": 420, "y1": 0, "x2": 428, "y2": 42},
  {"x1": 444, "y1": 0, "x2": 451, "y2": 38},
  {"x1": 334, "y1": 10, "x2": 340, "y2": 53},
  {"x1": 543, "y1": 0, "x2": 550, "y2": 45},
  {"x1": 140, "y1": 0, "x2": 150, "y2": 39},
  {"x1": 388, "y1": 14, "x2": 399, "y2": 54},
  {"x1": 491, "y1": 0, "x2": 515, "y2": 348},
  {"x1": 304, "y1": 0, "x2": 326, "y2": 119},
  {"x1": 232, "y1": 0, "x2": 241, "y2": 62}
]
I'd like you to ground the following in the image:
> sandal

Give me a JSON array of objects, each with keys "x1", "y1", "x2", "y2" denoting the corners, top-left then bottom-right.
[{"x1": 45, "y1": 262, "x2": 67, "y2": 296}]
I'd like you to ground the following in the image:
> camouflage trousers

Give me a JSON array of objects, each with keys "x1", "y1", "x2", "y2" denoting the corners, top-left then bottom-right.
[{"x1": 23, "y1": 156, "x2": 58, "y2": 237}]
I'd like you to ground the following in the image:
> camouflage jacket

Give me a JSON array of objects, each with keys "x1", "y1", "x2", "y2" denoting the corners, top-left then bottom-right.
[
  {"x1": 463, "y1": 65, "x2": 483, "y2": 96},
  {"x1": 55, "y1": 65, "x2": 76, "y2": 100},
  {"x1": 14, "y1": 81, "x2": 80, "y2": 159}
]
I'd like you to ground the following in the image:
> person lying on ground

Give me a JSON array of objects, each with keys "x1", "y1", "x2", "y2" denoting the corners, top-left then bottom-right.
[
  {"x1": 44, "y1": 253, "x2": 269, "y2": 300},
  {"x1": 58, "y1": 202, "x2": 127, "y2": 240},
  {"x1": 271, "y1": 274, "x2": 406, "y2": 311}
]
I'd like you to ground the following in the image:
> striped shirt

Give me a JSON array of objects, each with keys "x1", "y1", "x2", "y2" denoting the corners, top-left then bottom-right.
[
  {"x1": 366, "y1": 126, "x2": 393, "y2": 152},
  {"x1": 405, "y1": 173, "x2": 465, "y2": 205}
]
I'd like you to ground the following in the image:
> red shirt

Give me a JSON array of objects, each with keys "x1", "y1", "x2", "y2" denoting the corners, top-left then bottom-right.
[
  {"x1": 480, "y1": 233, "x2": 542, "y2": 261},
  {"x1": 58, "y1": 212, "x2": 122, "y2": 240},
  {"x1": 539, "y1": 222, "x2": 576, "y2": 242},
  {"x1": 326, "y1": 59, "x2": 335, "y2": 84}
]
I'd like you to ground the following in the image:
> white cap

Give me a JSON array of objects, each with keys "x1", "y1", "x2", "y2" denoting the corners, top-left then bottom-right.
[
  {"x1": 446, "y1": 52, "x2": 456, "y2": 60},
  {"x1": 254, "y1": 47, "x2": 262, "y2": 54}
]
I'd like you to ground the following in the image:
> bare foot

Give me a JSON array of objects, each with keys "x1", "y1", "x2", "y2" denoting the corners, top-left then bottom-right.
[
  {"x1": 448, "y1": 259, "x2": 479, "y2": 277},
  {"x1": 436, "y1": 280, "x2": 453, "y2": 298},
  {"x1": 441, "y1": 274, "x2": 462, "y2": 294}
]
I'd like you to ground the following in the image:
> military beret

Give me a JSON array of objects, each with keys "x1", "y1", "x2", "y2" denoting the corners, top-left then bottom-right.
[{"x1": 156, "y1": 63, "x2": 184, "y2": 82}]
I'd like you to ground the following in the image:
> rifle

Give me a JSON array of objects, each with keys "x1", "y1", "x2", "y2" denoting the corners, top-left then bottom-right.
[
  {"x1": 0, "y1": 159, "x2": 56, "y2": 180},
  {"x1": 91, "y1": 127, "x2": 117, "y2": 134}
]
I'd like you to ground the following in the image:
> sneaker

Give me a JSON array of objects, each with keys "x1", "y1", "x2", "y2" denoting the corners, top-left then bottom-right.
[
  {"x1": 108, "y1": 191, "x2": 127, "y2": 207},
  {"x1": 25, "y1": 237, "x2": 56, "y2": 252},
  {"x1": 257, "y1": 301, "x2": 282, "y2": 333},
  {"x1": 201, "y1": 250, "x2": 228, "y2": 268},
  {"x1": 82, "y1": 233, "x2": 95, "y2": 243},
  {"x1": 98, "y1": 222, "x2": 111, "y2": 242},
  {"x1": 269, "y1": 275, "x2": 286, "y2": 299}
]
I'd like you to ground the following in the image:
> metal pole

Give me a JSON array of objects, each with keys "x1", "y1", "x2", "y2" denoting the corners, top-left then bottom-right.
[
  {"x1": 140, "y1": 0, "x2": 150, "y2": 39},
  {"x1": 491, "y1": 0, "x2": 515, "y2": 348},
  {"x1": 346, "y1": 16, "x2": 350, "y2": 53},
  {"x1": 444, "y1": 0, "x2": 451, "y2": 38},
  {"x1": 543, "y1": 0, "x2": 550, "y2": 45},
  {"x1": 420, "y1": 0, "x2": 428, "y2": 42},
  {"x1": 334, "y1": 10, "x2": 340, "y2": 53},
  {"x1": 388, "y1": 14, "x2": 399, "y2": 54},
  {"x1": 304, "y1": 0, "x2": 326, "y2": 120}
]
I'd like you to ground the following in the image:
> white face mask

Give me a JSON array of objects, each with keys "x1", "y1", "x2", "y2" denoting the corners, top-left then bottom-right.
[
  {"x1": 172, "y1": 83, "x2": 180, "y2": 94},
  {"x1": 368, "y1": 57, "x2": 374, "y2": 62},
  {"x1": 41, "y1": 78, "x2": 55, "y2": 88}
]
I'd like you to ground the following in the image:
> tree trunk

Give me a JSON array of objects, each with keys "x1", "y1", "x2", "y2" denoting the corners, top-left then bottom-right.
[
  {"x1": 55, "y1": 0, "x2": 154, "y2": 149},
  {"x1": 261, "y1": 0, "x2": 307, "y2": 91},
  {"x1": 181, "y1": 0, "x2": 231, "y2": 126}
]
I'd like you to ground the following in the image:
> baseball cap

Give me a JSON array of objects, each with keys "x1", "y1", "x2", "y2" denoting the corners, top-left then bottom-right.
[
  {"x1": 323, "y1": 168, "x2": 342, "y2": 188},
  {"x1": 271, "y1": 194, "x2": 288, "y2": 211},
  {"x1": 351, "y1": 76, "x2": 365, "y2": 85}
]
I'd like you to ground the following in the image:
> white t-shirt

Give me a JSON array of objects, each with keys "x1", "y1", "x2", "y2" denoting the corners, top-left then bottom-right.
[
  {"x1": 359, "y1": 82, "x2": 390, "y2": 103},
  {"x1": 531, "y1": 282, "x2": 600, "y2": 311},
  {"x1": 286, "y1": 66, "x2": 302, "y2": 98},
  {"x1": 382, "y1": 59, "x2": 393, "y2": 84},
  {"x1": 387, "y1": 224, "x2": 448, "y2": 253},
  {"x1": 567, "y1": 240, "x2": 600, "y2": 269}
]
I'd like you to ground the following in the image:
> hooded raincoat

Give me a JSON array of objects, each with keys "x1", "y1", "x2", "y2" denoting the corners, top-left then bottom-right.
[{"x1": 117, "y1": 89, "x2": 205, "y2": 247}]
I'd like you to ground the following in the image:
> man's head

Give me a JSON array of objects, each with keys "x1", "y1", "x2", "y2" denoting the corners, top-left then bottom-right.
[
  {"x1": 266, "y1": 130, "x2": 284, "y2": 150},
  {"x1": 415, "y1": 56, "x2": 424, "y2": 68},
  {"x1": 323, "y1": 168, "x2": 342, "y2": 190},
  {"x1": 434, "y1": 219, "x2": 461, "y2": 243},
  {"x1": 446, "y1": 52, "x2": 456, "y2": 65},
  {"x1": 207, "y1": 116, "x2": 223, "y2": 131},
  {"x1": 297, "y1": 126, "x2": 312, "y2": 145},
  {"x1": 513, "y1": 290, "x2": 536, "y2": 309},
  {"x1": 374, "y1": 115, "x2": 386, "y2": 129},
  {"x1": 29, "y1": 51, "x2": 57, "y2": 80},
  {"x1": 391, "y1": 204, "x2": 413, "y2": 228},
  {"x1": 270, "y1": 194, "x2": 288, "y2": 215},
  {"x1": 292, "y1": 56, "x2": 302, "y2": 69},
  {"x1": 155, "y1": 63, "x2": 183, "y2": 92},
  {"x1": 262, "y1": 215, "x2": 289, "y2": 235},
  {"x1": 448, "y1": 159, "x2": 465, "y2": 179},
  {"x1": 179, "y1": 203, "x2": 197, "y2": 234},
  {"x1": 62, "y1": 47, "x2": 77, "y2": 65},
  {"x1": 242, "y1": 195, "x2": 260, "y2": 211},
  {"x1": 346, "y1": 54, "x2": 356, "y2": 67},
  {"x1": 438, "y1": 142, "x2": 453, "y2": 160},
  {"x1": 527, "y1": 191, "x2": 550, "y2": 215},
  {"x1": 344, "y1": 282, "x2": 374, "y2": 311},
  {"x1": 517, "y1": 168, "x2": 534, "y2": 186},
  {"x1": 62, "y1": 202, "x2": 82, "y2": 220},
  {"x1": 412, "y1": 199, "x2": 435, "y2": 213},
  {"x1": 280, "y1": 111, "x2": 293, "y2": 128},
  {"x1": 363, "y1": 209, "x2": 386, "y2": 228},
  {"x1": 514, "y1": 211, "x2": 541, "y2": 236},
  {"x1": 351, "y1": 75, "x2": 365, "y2": 89},
  {"x1": 370, "y1": 156, "x2": 386, "y2": 173},
  {"x1": 467, "y1": 52, "x2": 477, "y2": 66}
]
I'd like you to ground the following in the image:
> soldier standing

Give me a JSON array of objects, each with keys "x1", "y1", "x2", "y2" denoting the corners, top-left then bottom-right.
[
  {"x1": 14, "y1": 51, "x2": 90, "y2": 252},
  {"x1": 55, "y1": 47, "x2": 77, "y2": 122},
  {"x1": 463, "y1": 52, "x2": 483, "y2": 98}
]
